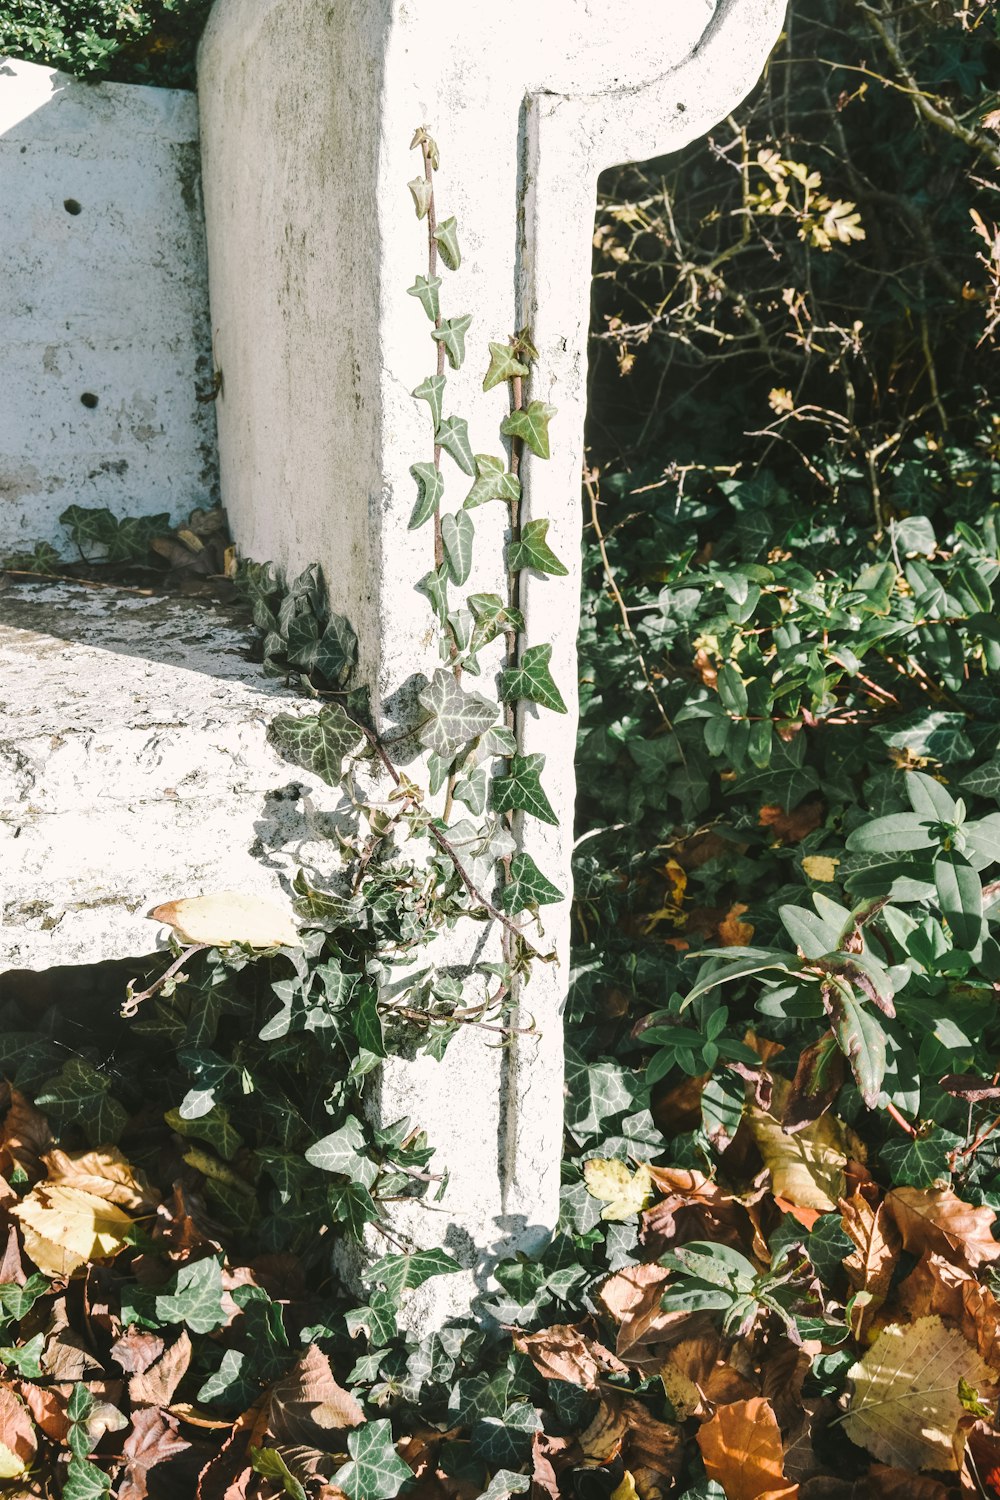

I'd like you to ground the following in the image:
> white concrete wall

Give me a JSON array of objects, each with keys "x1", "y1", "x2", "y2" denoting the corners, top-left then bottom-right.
[
  {"x1": 0, "y1": 59, "x2": 218, "y2": 558},
  {"x1": 198, "y1": 0, "x2": 786, "y2": 1314}
]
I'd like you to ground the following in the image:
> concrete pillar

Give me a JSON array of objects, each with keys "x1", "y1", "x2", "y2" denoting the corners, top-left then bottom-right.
[
  {"x1": 0, "y1": 60, "x2": 217, "y2": 557},
  {"x1": 197, "y1": 0, "x2": 786, "y2": 1314}
]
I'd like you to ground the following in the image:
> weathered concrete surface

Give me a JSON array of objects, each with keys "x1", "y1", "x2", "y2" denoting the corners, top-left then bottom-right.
[
  {"x1": 198, "y1": 0, "x2": 786, "y2": 1314},
  {"x1": 0, "y1": 582, "x2": 341, "y2": 970},
  {"x1": 0, "y1": 59, "x2": 218, "y2": 558}
]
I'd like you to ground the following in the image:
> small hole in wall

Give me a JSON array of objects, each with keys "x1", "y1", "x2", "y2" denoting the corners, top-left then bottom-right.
[
  {"x1": 63, "y1": 198, "x2": 82, "y2": 215},
  {"x1": 80, "y1": 392, "x2": 99, "y2": 409}
]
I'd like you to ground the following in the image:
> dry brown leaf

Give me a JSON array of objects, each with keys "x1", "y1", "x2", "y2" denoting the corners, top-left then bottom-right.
[
  {"x1": 18, "y1": 1382, "x2": 71, "y2": 1443},
  {"x1": 118, "y1": 1407, "x2": 191, "y2": 1500},
  {"x1": 149, "y1": 892, "x2": 300, "y2": 949},
  {"x1": 844, "y1": 1315, "x2": 994, "y2": 1471},
  {"x1": 44, "y1": 1147, "x2": 159, "y2": 1213},
  {"x1": 110, "y1": 1327, "x2": 166, "y2": 1377},
  {"x1": 0, "y1": 1388, "x2": 36, "y2": 1480},
  {"x1": 12, "y1": 1183, "x2": 133, "y2": 1278},
  {"x1": 0, "y1": 1224, "x2": 25, "y2": 1288},
  {"x1": 885, "y1": 1187, "x2": 1000, "y2": 1271},
  {"x1": 267, "y1": 1344, "x2": 365, "y2": 1445},
  {"x1": 659, "y1": 1333, "x2": 756, "y2": 1419},
  {"x1": 598, "y1": 1264, "x2": 708, "y2": 1372},
  {"x1": 961, "y1": 1418, "x2": 1000, "y2": 1497},
  {"x1": 759, "y1": 801, "x2": 824, "y2": 844},
  {"x1": 0, "y1": 1086, "x2": 53, "y2": 1184},
  {"x1": 897, "y1": 1252, "x2": 1000, "y2": 1369},
  {"x1": 840, "y1": 1192, "x2": 900, "y2": 1339},
  {"x1": 697, "y1": 1397, "x2": 794, "y2": 1500},
  {"x1": 750, "y1": 1085, "x2": 847, "y2": 1211},
  {"x1": 582, "y1": 1395, "x2": 682, "y2": 1500},
  {"x1": 129, "y1": 1332, "x2": 192, "y2": 1408},
  {"x1": 641, "y1": 1166, "x2": 755, "y2": 1257},
  {"x1": 719, "y1": 903, "x2": 755, "y2": 946},
  {"x1": 866, "y1": 1464, "x2": 952, "y2": 1499},
  {"x1": 514, "y1": 1324, "x2": 628, "y2": 1390},
  {"x1": 531, "y1": 1430, "x2": 579, "y2": 1500}
]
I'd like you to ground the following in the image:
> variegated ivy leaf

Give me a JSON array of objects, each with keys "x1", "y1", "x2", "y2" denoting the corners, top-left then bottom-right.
[
  {"x1": 441, "y1": 509, "x2": 475, "y2": 585},
  {"x1": 500, "y1": 400, "x2": 557, "y2": 459},
  {"x1": 426, "y1": 751, "x2": 453, "y2": 797},
  {"x1": 407, "y1": 274, "x2": 442, "y2": 323},
  {"x1": 481, "y1": 723, "x2": 517, "y2": 757},
  {"x1": 270, "y1": 704, "x2": 364, "y2": 788},
  {"x1": 453, "y1": 767, "x2": 489, "y2": 816},
  {"x1": 407, "y1": 176, "x2": 433, "y2": 219},
  {"x1": 502, "y1": 852, "x2": 564, "y2": 913},
  {"x1": 507, "y1": 518, "x2": 569, "y2": 576},
  {"x1": 432, "y1": 314, "x2": 473, "y2": 370},
  {"x1": 512, "y1": 325, "x2": 540, "y2": 363},
  {"x1": 483, "y1": 342, "x2": 530, "y2": 392},
  {"x1": 334, "y1": 1419, "x2": 413, "y2": 1500},
  {"x1": 409, "y1": 462, "x2": 444, "y2": 530},
  {"x1": 501, "y1": 642, "x2": 567, "y2": 713},
  {"x1": 435, "y1": 416, "x2": 475, "y2": 475},
  {"x1": 447, "y1": 817, "x2": 516, "y2": 892},
  {"x1": 464, "y1": 453, "x2": 521, "y2": 510},
  {"x1": 492, "y1": 752, "x2": 558, "y2": 825},
  {"x1": 416, "y1": 564, "x2": 450, "y2": 623},
  {"x1": 447, "y1": 608, "x2": 474, "y2": 653},
  {"x1": 418, "y1": 669, "x2": 498, "y2": 758},
  {"x1": 433, "y1": 216, "x2": 461, "y2": 270},
  {"x1": 412, "y1": 374, "x2": 446, "y2": 426},
  {"x1": 409, "y1": 125, "x2": 440, "y2": 170},
  {"x1": 468, "y1": 591, "x2": 525, "y2": 647}
]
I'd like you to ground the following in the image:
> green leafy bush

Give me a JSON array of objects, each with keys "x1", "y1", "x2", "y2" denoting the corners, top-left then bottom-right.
[{"x1": 0, "y1": 0, "x2": 211, "y2": 86}]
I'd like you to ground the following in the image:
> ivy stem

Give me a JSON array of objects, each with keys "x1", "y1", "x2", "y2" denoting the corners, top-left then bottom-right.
[
  {"x1": 883, "y1": 1098, "x2": 918, "y2": 1139},
  {"x1": 121, "y1": 944, "x2": 211, "y2": 1018},
  {"x1": 420, "y1": 138, "x2": 446, "y2": 573}
]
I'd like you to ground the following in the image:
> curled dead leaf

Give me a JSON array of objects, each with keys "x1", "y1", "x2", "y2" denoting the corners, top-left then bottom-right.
[
  {"x1": 514, "y1": 1324, "x2": 627, "y2": 1390},
  {"x1": 885, "y1": 1187, "x2": 1000, "y2": 1272},
  {"x1": 148, "y1": 892, "x2": 300, "y2": 949}
]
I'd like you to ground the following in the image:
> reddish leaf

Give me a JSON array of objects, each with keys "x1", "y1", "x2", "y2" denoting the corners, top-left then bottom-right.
[
  {"x1": 266, "y1": 1344, "x2": 364, "y2": 1445},
  {"x1": 0, "y1": 1386, "x2": 36, "y2": 1477},
  {"x1": 118, "y1": 1407, "x2": 190, "y2": 1500},
  {"x1": 513, "y1": 1324, "x2": 627, "y2": 1390},
  {"x1": 110, "y1": 1327, "x2": 166, "y2": 1377},
  {"x1": 129, "y1": 1331, "x2": 192, "y2": 1408},
  {"x1": 885, "y1": 1187, "x2": 1000, "y2": 1271},
  {"x1": 697, "y1": 1398, "x2": 796, "y2": 1500}
]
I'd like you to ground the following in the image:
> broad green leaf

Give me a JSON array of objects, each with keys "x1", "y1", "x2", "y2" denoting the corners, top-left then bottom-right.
[
  {"x1": 165, "y1": 1104, "x2": 243, "y2": 1162},
  {"x1": 252, "y1": 1448, "x2": 307, "y2": 1500},
  {"x1": 412, "y1": 373, "x2": 446, "y2": 427},
  {"x1": 327, "y1": 1182, "x2": 379, "y2": 1239},
  {"x1": 409, "y1": 462, "x2": 445, "y2": 529},
  {"x1": 0, "y1": 1276, "x2": 49, "y2": 1324},
  {"x1": 905, "y1": 771, "x2": 957, "y2": 821},
  {"x1": 481, "y1": 724, "x2": 517, "y2": 757},
  {"x1": 501, "y1": 400, "x2": 557, "y2": 459},
  {"x1": 155, "y1": 1257, "x2": 226, "y2": 1334},
  {"x1": 483, "y1": 342, "x2": 530, "y2": 392},
  {"x1": 779, "y1": 903, "x2": 843, "y2": 959},
  {"x1": 417, "y1": 669, "x2": 498, "y2": 758},
  {"x1": 345, "y1": 1290, "x2": 398, "y2": 1345},
  {"x1": 334, "y1": 1419, "x2": 413, "y2": 1500},
  {"x1": 35, "y1": 1060, "x2": 126, "y2": 1147},
  {"x1": 407, "y1": 175, "x2": 432, "y2": 219},
  {"x1": 436, "y1": 416, "x2": 475, "y2": 475},
  {"x1": 501, "y1": 642, "x2": 567, "y2": 713},
  {"x1": 464, "y1": 454, "x2": 521, "y2": 510},
  {"x1": 507, "y1": 519, "x2": 568, "y2": 577},
  {"x1": 934, "y1": 852, "x2": 982, "y2": 950},
  {"x1": 407, "y1": 274, "x2": 442, "y2": 322},
  {"x1": 502, "y1": 853, "x2": 564, "y2": 913},
  {"x1": 270, "y1": 704, "x2": 364, "y2": 786},
  {"x1": 492, "y1": 753, "x2": 558, "y2": 825},
  {"x1": 468, "y1": 592, "x2": 525, "y2": 644},
  {"x1": 417, "y1": 564, "x2": 450, "y2": 623},
  {"x1": 432, "y1": 314, "x2": 473, "y2": 369},
  {"x1": 63, "y1": 1459, "x2": 111, "y2": 1500},
  {"x1": 825, "y1": 981, "x2": 886, "y2": 1107},
  {"x1": 480, "y1": 1471, "x2": 530, "y2": 1500},
  {"x1": 433, "y1": 215, "x2": 461, "y2": 270},
  {"x1": 961, "y1": 759, "x2": 1000, "y2": 800},
  {"x1": 846, "y1": 813, "x2": 937, "y2": 854},
  {"x1": 366, "y1": 1248, "x2": 462, "y2": 1299},
  {"x1": 881, "y1": 1128, "x2": 961, "y2": 1187},
  {"x1": 453, "y1": 766, "x2": 488, "y2": 815},
  {"x1": 0, "y1": 1332, "x2": 44, "y2": 1379},
  {"x1": 315, "y1": 613, "x2": 358, "y2": 685}
]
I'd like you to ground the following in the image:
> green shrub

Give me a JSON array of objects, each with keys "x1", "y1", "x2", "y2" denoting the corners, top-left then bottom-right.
[{"x1": 0, "y1": 0, "x2": 211, "y2": 87}]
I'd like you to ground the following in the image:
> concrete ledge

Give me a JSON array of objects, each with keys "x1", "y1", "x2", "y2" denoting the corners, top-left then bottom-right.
[{"x1": 0, "y1": 582, "x2": 340, "y2": 970}]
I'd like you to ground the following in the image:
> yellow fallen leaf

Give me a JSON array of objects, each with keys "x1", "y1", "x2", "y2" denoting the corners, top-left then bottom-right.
[
  {"x1": 148, "y1": 892, "x2": 300, "y2": 948},
  {"x1": 802, "y1": 855, "x2": 839, "y2": 882},
  {"x1": 584, "y1": 1159, "x2": 655, "y2": 1221},
  {"x1": 844, "y1": 1315, "x2": 995, "y2": 1471},
  {"x1": 12, "y1": 1183, "x2": 133, "y2": 1278},
  {"x1": 44, "y1": 1147, "x2": 157, "y2": 1212},
  {"x1": 750, "y1": 1079, "x2": 846, "y2": 1211},
  {"x1": 611, "y1": 1472, "x2": 640, "y2": 1500}
]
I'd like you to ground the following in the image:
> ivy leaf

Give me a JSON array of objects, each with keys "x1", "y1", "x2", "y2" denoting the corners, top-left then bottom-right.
[
  {"x1": 154, "y1": 1257, "x2": 226, "y2": 1335},
  {"x1": 305, "y1": 1118, "x2": 377, "y2": 1188},
  {"x1": 507, "y1": 519, "x2": 568, "y2": 577},
  {"x1": 315, "y1": 614, "x2": 358, "y2": 686},
  {"x1": 441, "y1": 510, "x2": 475, "y2": 585},
  {"x1": 433, "y1": 216, "x2": 461, "y2": 270},
  {"x1": 417, "y1": 564, "x2": 450, "y2": 623},
  {"x1": 366, "y1": 1248, "x2": 462, "y2": 1300},
  {"x1": 35, "y1": 1060, "x2": 126, "y2": 1147},
  {"x1": 464, "y1": 454, "x2": 521, "y2": 510},
  {"x1": 345, "y1": 1290, "x2": 398, "y2": 1346},
  {"x1": 453, "y1": 767, "x2": 488, "y2": 815},
  {"x1": 492, "y1": 753, "x2": 558, "y2": 825},
  {"x1": 270, "y1": 704, "x2": 364, "y2": 786},
  {"x1": 409, "y1": 462, "x2": 444, "y2": 530},
  {"x1": 468, "y1": 592, "x2": 525, "y2": 645},
  {"x1": 412, "y1": 374, "x2": 446, "y2": 427},
  {"x1": 432, "y1": 314, "x2": 473, "y2": 370},
  {"x1": 501, "y1": 400, "x2": 557, "y2": 459},
  {"x1": 63, "y1": 1460, "x2": 111, "y2": 1500},
  {"x1": 407, "y1": 176, "x2": 432, "y2": 219},
  {"x1": 418, "y1": 670, "x2": 498, "y2": 758},
  {"x1": 334, "y1": 1419, "x2": 413, "y2": 1500},
  {"x1": 328, "y1": 1183, "x2": 379, "y2": 1239},
  {"x1": 483, "y1": 342, "x2": 530, "y2": 392},
  {"x1": 502, "y1": 853, "x2": 564, "y2": 913},
  {"x1": 436, "y1": 416, "x2": 475, "y2": 476},
  {"x1": 501, "y1": 643, "x2": 567, "y2": 713},
  {"x1": 406, "y1": 274, "x2": 442, "y2": 322}
]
